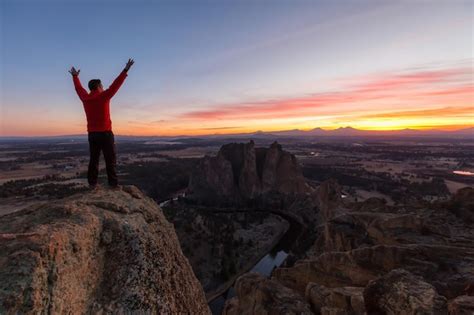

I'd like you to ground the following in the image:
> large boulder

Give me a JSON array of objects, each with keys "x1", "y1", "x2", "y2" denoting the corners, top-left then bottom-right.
[
  {"x1": 273, "y1": 244, "x2": 474, "y2": 299},
  {"x1": 222, "y1": 273, "x2": 312, "y2": 315},
  {"x1": 364, "y1": 269, "x2": 447, "y2": 314},
  {"x1": 448, "y1": 295, "x2": 474, "y2": 315},
  {"x1": 305, "y1": 283, "x2": 365, "y2": 314},
  {"x1": 317, "y1": 211, "x2": 454, "y2": 254},
  {"x1": 0, "y1": 186, "x2": 210, "y2": 314}
]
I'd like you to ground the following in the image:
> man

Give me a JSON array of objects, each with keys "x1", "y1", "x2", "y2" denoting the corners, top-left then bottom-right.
[{"x1": 69, "y1": 58, "x2": 134, "y2": 189}]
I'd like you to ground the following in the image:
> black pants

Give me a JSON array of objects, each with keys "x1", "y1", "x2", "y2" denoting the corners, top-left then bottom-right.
[{"x1": 88, "y1": 131, "x2": 118, "y2": 186}]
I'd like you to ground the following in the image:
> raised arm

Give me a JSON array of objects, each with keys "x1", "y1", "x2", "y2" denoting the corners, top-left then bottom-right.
[
  {"x1": 69, "y1": 67, "x2": 88, "y2": 101},
  {"x1": 102, "y1": 58, "x2": 134, "y2": 99}
]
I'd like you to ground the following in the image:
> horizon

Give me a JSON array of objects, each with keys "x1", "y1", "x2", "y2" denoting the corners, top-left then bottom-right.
[
  {"x1": 1, "y1": 125, "x2": 473, "y2": 139},
  {"x1": 1, "y1": 0, "x2": 473, "y2": 136}
]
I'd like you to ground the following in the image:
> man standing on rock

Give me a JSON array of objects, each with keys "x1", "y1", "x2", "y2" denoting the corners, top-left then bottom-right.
[{"x1": 69, "y1": 59, "x2": 134, "y2": 189}]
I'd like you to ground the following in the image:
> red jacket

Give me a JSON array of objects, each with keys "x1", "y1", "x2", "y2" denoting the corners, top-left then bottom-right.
[{"x1": 73, "y1": 70, "x2": 128, "y2": 132}]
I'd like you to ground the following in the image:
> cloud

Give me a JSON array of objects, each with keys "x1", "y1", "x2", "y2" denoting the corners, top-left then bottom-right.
[
  {"x1": 350, "y1": 68, "x2": 468, "y2": 92},
  {"x1": 202, "y1": 126, "x2": 242, "y2": 130},
  {"x1": 178, "y1": 64, "x2": 473, "y2": 122},
  {"x1": 355, "y1": 106, "x2": 474, "y2": 119}
]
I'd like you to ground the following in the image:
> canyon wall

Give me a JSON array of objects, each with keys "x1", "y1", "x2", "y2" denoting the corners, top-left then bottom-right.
[{"x1": 188, "y1": 141, "x2": 312, "y2": 205}]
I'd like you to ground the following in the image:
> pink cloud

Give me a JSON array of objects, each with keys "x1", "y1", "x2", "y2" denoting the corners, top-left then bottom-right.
[
  {"x1": 351, "y1": 68, "x2": 468, "y2": 92},
  {"x1": 357, "y1": 106, "x2": 474, "y2": 119},
  {"x1": 179, "y1": 65, "x2": 473, "y2": 121}
]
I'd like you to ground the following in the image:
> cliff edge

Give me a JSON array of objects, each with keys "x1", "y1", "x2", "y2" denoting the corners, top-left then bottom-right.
[{"x1": 0, "y1": 185, "x2": 210, "y2": 314}]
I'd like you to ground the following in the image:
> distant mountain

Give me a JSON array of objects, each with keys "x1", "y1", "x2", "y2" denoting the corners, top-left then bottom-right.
[
  {"x1": 1, "y1": 127, "x2": 472, "y2": 141},
  {"x1": 450, "y1": 127, "x2": 474, "y2": 136},
  {"x1": 246, "y1": 126, "x2": 474, "y2": 138}
]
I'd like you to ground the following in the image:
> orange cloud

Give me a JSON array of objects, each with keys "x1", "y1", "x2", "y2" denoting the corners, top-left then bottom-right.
[
  {"x1": 178, "y1": 65, "x2": 473, "y2": 124},
  {"x1": 357, "y1": 106, "x2": 474, "y2": 119}
]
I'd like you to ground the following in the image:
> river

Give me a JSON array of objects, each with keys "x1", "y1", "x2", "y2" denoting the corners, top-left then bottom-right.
[{"x1": 208, "y1": 213, "x2": 302, "y2": 314}]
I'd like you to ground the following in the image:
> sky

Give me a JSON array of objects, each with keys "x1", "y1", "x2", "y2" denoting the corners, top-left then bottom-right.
[{"x1": 0, "y1": 0, "x2": 473, "y2": 136}]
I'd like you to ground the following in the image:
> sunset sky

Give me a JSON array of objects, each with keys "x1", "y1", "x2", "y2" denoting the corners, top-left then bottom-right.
[{"x1": 1, "y1": 0, "x2": 473, "y2": 136}]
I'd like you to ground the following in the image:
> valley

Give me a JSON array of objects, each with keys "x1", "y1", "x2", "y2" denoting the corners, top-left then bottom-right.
[{"x1": 0, "y1": 134, "x2": 473, "y2": 314}]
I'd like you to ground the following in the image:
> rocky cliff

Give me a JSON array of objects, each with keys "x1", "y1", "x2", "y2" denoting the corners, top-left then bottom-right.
[
  {"x1": 224, "y1": 187, "x2": 474, "y2": 314},
  {"x1": 188, "y1": 141, "x2": 312, "y2": 205},
  {"x1": 0, "y1": 185, "x2": 210, "y2": 314}
]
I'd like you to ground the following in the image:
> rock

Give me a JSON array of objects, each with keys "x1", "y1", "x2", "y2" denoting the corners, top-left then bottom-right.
[
  {"x1": 187, "y1": 152, "x2": 236, "y2": 204},
  {"x1": 187, "y1": 141, "x2": 311, "y2": 205},
  {"x1": 351, "y1": 197, "x2": 387, "y2": 212},
  {"x1": 0, "y1": 185, "x2": 210, "y2": 314},
  {"x1": 306, "y1": 283, "x2": 365, "y2": 314},
  {"x1": 317, "y1": 211, "x2": 447, "y2": 253},
  {"x1": 314, "y1": 179, "x2": 344, "y2": 221},
  {"x1": 320, "y1": 306, "x2": 348, "y2": 315},
  {"x1": 223, "y1": 272, "x2": 312, "y2": 315},
  {"x1": 223, "y1": 180, "x2": 474, "y2": 314},
  {"x1": 448, "y1": 295, "x2": 474, "y2": 315},
  {"x1": 121, "y1": 184, "x2": 143, "y2": 199},
  {"x1": 222, "y1": 297, "x2": 240, "y2": 315},
  {"x1": 273, "y1": 244, "x2": 474, "y2": 299},
  {"x1": 364, "y1": 269, "x2": 447, "y2": 315},
  {"x1": 261, "y1": 141, "x2": 281, "y2": 192},
  {"x1": 446, "y1": 187, "x2": 474, "y2": 223}
]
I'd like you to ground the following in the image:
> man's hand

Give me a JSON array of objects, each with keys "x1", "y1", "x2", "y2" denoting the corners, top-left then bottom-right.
[
  {"x1": 124, "y1": 58, "x2": 135, "y2": 71},
  {"x1": 69, "y1": 67, "x2": 80, "y2": 76}
]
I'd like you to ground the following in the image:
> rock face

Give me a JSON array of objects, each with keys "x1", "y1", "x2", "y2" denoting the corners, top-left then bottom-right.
[
  {"x1": 222, "y1": 273, "x2": 312, "y2": 315},
  {"x1": 448, "y1": 295, "x2": 474, "y2": 314},
  {"x1": 306, "y1": 283, "x2": 365, "y2": 314},
  {"x1": 364, "y1": 269, "x2": 448, "y2": 314},
  {"x1": 0, "y1": 186, "x2": 210, "y2": 314},
  {"x1": 313, "y1": 178, "x2": 344, "y2": 221},
  {"x1": 188, "y1": 141, "x2": 311, "y2": 204},
  {"x1": 445, "y1": 186, "x2": 474, "y2": 223}
]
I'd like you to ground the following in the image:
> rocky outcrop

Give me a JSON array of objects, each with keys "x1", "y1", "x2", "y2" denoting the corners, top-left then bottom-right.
[
  {"x1": 364, "y1": 269, "x2": 447, "y2": 314},
  {"x1": 187, "y1": 141, "x2": 312, "y2": 204},
  {"x1": 222, "y1": 273, "x2": 312, "y2": 315},
  {"x1": 313, "y1": 178, "x2": 344, "y2": 221},
  {"x1": 444, "y1": 186, "x2": 474, "y2": 223},
  {"x1": 274, "y1": 244, "x2": 474, "y2": 297},
  {"x1": 448, "y1": 295, "x2": 474, "y2": 314},
  {"x1": 228, "y1": 184, "x2": 474, "y2": 314},
  {"x1": 306, "y1": 283, "x2": 365, "y2": 314},
  {"x1": 187, "y1": 151, "x2": 236, "y2": 202},
  {"x1": 0, "y1": 186, "x2": 210, "y2": 314}
]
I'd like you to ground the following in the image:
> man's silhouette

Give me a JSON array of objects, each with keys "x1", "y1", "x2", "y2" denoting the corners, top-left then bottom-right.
[{"x1": 69, "y1": 58, "x2": 134, "y2": 189}]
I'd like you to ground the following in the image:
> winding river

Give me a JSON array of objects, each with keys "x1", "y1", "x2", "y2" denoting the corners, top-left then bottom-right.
[
  {"x1": 160, "y1": 197, "x2": 304, "y2": 315},
  {"x1": 208, "y1": 213, "x2": 302, "y2": 315}
]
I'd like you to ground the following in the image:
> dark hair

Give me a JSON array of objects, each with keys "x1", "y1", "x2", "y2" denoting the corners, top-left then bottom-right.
[{"x1": 88, "y1": 79, "x2": 102, "y2": 91}]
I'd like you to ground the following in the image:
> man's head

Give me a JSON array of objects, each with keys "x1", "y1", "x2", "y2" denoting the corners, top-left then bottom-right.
[{"x1": 88, "y1": 79, "x2": 103, "y2": 92}]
